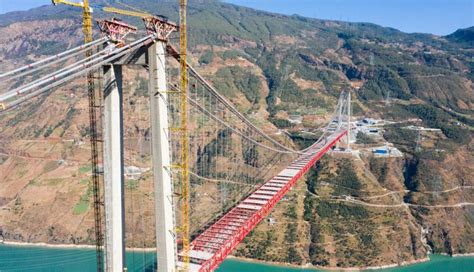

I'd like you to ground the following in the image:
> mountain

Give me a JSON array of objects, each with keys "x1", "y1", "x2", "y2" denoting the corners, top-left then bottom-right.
[
  {"x1": 446, "y1": 26, "x2": 474, "y2": 47},
  {"x1": 0, "y1": 0, "x2": 472, "y2": 269}
]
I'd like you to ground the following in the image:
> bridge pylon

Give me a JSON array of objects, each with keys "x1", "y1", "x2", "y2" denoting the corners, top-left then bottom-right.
[
  {"x1": 147, "y1": 18, "x2": 178, "y2": 272},
  {"x1": 98, "y1": 18, "x2": 139, "y2": 272},
  {"x1": 102, "y1": 63, "x2": 126, "y2": 272}
]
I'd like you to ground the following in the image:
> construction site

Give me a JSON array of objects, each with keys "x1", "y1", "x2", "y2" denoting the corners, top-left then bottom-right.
[{"x1": 0, "y1": 1, "x2": 473, "y2": 272}]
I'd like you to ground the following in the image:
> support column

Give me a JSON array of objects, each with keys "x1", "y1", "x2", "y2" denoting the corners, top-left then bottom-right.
[
  {"x1": 347, "y1": 91, "x2": 352, "y2": 149},
  {"x1": 149, "y1": 42, "x2": 177, "y2": 271},
  {"x1": 102, "y1": 65, "x2": 126, "y2": 272},
  {"x1": 336, "y1": 94, "x2": 344, "y2": 149}
]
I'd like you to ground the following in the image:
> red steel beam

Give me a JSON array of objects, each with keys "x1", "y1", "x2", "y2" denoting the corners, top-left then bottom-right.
[{"x1": 193, "y1": 130, "x2": 347, "y2": 272}]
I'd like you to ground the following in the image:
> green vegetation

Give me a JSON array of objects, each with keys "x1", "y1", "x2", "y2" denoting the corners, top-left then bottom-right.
[
  {"x1": 283, "y1": 204, "x2": 297, "y2": 220},
  {"x1": 43, "y1": 126, "x2": 54, "y2": 138},
  {"x1": 269, "y1": 118, "x2": 293, "y2": 128},
  {"x1": 45, "y1": 178, "x2": 63, "y2": 186},
  {"x1": 302, "y1": 158, "x2": 384, "y2": 265},
  {"x1": 316, "y1": 201, "x2": 369, "y2": 219},
  {"x1": 199, "y1": 50, "x2": 214, "y2": 64},
  {"x1": 284, "y1": 221, "x2": 302, "y2": 264},
  {"x1": 212, "y1": 66, "x2": 261, "y2": 106},
  {"x1": 358, "y1": 67, "x2": 411, "y2": 101},
  {"x1": 307, "y1": 158, "x2": 362, "y2": 195},
  {"x1": 28, "y1": 179, "x2": 39, "y2": 186},
  {"x1": 43, "y1": 161, "x2": 59, "y2": 173},
  {"x1": 80, "y1": 179, "x2": 89, "y2": 185},
  {"x1": 242, "y1": 143, "x2": 259, "y2": 167},
  {"x1": 195, "y1": 128, "x2": 235, "y2": 176},
  {"x1": 285, "y1": 223, "x2": 298, "y2": 243},
  {"x1": 403, "y1": 157, "x2": 420, "y2": 192},
  {"x1": 236, "y1": 230, "x2": 275, "y2": 260},
  {"x1": 369, "y1": 158, "x2": 388, "y2": 184},
  {"x1": 308, "y1": 217, "x2": 328, "y2": 266},
  {"x1": 53, "y1": 108, "x2": 77, "y2": 137},
  {"x1": 303, "y1": 192, "x2": 315, "y2": 221},
  {"x1": 356, "y1": 131, "x2": 377, "y2": 144},
  {"x1": 79, "y1": 165, "x2": 92, "y2": 174},
  {"x1": 74, "y1": 181, "x2": 92, "y2": 215},
  {"x1": 220, "y1": 49, "x2": 243, "y2": 60},
  {"x1": 383, "y1": 125, "x2": 417, "y2": 152},
  {"x1": 446, "y1": 26, "x2": 474, "y2": 47},
  {"x1": 73, "y1": 201, "x2": 89, "y2": 215},
  {"x1": 405, "y1": 104, "x2": 470, "y2": 145},
  {"x1": 13, "y1": 197, "x2": 23, "y2": 214},
  {"x1": 126, "y1": 180, "x2": 139, "y2": 190},
  {"x1": 286, "y1": 247, "x2": 302, "y2": 264},
  {"x1": 331, "y1": 159, "x2": 361, "y2": 196}
]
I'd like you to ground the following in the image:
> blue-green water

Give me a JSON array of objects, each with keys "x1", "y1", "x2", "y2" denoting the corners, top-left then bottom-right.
[
  {"x1": 0, "y1": 244, "x2": 472, "y2": 271},
  {"x1": 218, "y1": 255, "x2": 474, "y2": 272}
]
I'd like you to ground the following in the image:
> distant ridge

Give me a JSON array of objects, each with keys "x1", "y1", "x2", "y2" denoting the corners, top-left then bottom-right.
[{"x1": 446, "y1": 26, "x2": 474, "y2": 47}]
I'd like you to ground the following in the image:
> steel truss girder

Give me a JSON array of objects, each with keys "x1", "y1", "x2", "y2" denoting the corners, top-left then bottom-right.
[{"x1": 187, "y1": 130, "x2": 348, "y2": 272}]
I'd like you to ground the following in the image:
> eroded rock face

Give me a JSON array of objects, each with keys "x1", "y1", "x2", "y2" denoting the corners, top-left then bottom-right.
[
  {"x1": 0, "y1": 19, "x2": 81, "y2": 62},
  {"x1": 236, "y1": 153, "x2": 472, "y2": 268}
]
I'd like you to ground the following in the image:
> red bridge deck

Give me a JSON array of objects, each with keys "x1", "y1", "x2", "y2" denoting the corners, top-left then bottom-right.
[{"x1": 178, "y1": 130, "x2": 348, "y2": 271}]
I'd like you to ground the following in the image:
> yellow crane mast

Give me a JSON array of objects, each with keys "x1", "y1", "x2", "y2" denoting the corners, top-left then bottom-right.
[
  {"x1": 51, "y1": 0, "x2": 104, "y2": 270},
  {"x1": 50, "y1": 1, "x2": 104, "y2": 271},
  {"x1": 52, "y1": 1, "x2": 190, "y2": 271},
  {"x1": 51, "y1": 1, "x2": 152, "y2": 271},
  {"x1": 52, "y1": 0, "x2": 153, "y2": 18},
  {"x1": 179, "y1": 0, "x2": 190, "y2": 270}
]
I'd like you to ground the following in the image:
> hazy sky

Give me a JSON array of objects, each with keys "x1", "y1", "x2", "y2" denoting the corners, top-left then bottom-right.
[{"x1": 0, "y1": 0, "x2": 472, "y2": 35}]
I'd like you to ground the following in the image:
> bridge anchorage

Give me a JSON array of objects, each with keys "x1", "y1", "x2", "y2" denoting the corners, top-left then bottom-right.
[{"x1": 0, "y1": 14, "x2": 353, "y2": 272}]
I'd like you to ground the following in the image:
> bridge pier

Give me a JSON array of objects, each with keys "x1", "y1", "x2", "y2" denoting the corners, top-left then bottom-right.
[
  {"x1": 149, "y1": 41, "x2": 177, "y2": 272},
  {"x1": 102, "y1": 64, "x2": 126, "y2": 272}
]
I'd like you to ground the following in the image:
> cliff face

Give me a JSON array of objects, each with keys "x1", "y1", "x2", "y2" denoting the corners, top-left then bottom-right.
[{"x1": 0, "y1": 0, "x2": 473, "y2": 269}]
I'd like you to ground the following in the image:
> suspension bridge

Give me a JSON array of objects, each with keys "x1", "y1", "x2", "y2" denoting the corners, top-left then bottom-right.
[{"x1": 0, "y1": 16, "x2": 352, "y2": 272}]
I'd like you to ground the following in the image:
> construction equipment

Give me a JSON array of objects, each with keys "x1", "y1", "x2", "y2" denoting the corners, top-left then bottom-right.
[
  {"x1": 143, "y1": 16, "x2": 177, "y2": 40},
  {"x1": 52, "y1": 0, "x2": 153, "y2": 18},
  {"x1": 178, "y1": 0, "x2": 190, "y2": 271},
  {"x1": 52, "y1": 1, "x2": 188, "y2": 270},
  {"x1": 96, "y1": 18, "x2": 137, "y2": 45},
  {"x1": 50, "y1": 1, "x2": 103, "y2": 271}
]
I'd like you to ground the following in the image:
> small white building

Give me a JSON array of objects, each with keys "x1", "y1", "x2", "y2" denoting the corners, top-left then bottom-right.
[
  {"x1": 288, "y1": 115, "x2": 303, "y2": 124},
  {"x1": 125, "y1": 166, "x2": 149, "y2": 180}
]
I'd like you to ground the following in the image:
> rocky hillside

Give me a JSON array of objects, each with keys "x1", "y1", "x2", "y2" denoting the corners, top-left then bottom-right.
[{"x1": 0, "y1": 0, "x2": 472, "y2": 269}]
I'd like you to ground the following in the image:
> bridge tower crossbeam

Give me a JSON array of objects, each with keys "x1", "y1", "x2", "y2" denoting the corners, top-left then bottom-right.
[{"x1": 97, "y1": 17, "x2": 178, "y2": 272}]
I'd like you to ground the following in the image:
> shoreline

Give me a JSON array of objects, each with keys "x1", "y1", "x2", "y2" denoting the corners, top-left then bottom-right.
[
  {"x1": 452, "y1": 253, "x2": 474, "y2": 257},
  {"x1": 226, "y1": 255, "x2": 430, "y2": 271},
  {"x1": 1, "y1": 240, "x2": 473, "y2": 270},
  {"x1": 227, "y1": 253, "x2": 474, "y2": 271},
  {"x1": 2, "y1": 240, "x2": 155, "y2": 252}
]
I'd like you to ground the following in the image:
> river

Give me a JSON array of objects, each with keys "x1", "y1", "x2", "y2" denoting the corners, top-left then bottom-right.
[{"x1": 0, "y1": 244, "x2": 472, "y2": 271}]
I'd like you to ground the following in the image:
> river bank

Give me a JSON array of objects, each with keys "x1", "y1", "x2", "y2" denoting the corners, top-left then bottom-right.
[
  {"x1": 218, "y1": 255, "x2": 474, "y2": 272},
  {"x1": 227, "y1": 255, "x2": 431, "y2": 271},
  {"x1": 3, "y1": 240, "x2": 428, "y2": 270},
  {"x1": 1, "y1": 241, "x2": 473, "y2": 271},
  {"x1": 2, "y1": 240, "x2": 155, "y2": 252}
]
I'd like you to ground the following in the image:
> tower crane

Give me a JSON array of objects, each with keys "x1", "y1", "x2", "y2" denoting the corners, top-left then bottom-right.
[
  {"x1": 51, "y1": 1, "x2": 190, "y2": 271},
  {"x1": 52, "y1": 0, "x2": 153, "y2": 18},
  {"x1": 50, "y1": 1, "x2": 104, "y2": 271},
  {"x1": 49, "y1": 1, "x2": 152, "y2": 271},
  {"x1": 179, "y1": 0, "x2": 190, "y2": 270}
]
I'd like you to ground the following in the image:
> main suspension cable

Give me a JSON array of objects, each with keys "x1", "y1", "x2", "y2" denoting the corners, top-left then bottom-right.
[{"x1": 0, "y1": 37, "x2": 108, "y2": 80}]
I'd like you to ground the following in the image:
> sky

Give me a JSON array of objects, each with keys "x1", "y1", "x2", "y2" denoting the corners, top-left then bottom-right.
[{"x1": 0, "y1": 0, "x2": 473, "y2": 35}]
